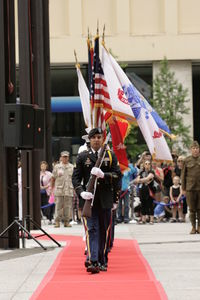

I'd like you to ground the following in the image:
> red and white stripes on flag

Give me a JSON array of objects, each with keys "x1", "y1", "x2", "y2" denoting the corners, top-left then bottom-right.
[{"x1": 90, "y1": 35, "x2": 112, "y2": 137}]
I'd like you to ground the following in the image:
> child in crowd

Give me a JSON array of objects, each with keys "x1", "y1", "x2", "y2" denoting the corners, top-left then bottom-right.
[
  {"x1": 154, "y1": 196, "x2": 171, "y2": 222},
  {"x1": 169, "y1": 176, "x2": 183, "y2": 222}
]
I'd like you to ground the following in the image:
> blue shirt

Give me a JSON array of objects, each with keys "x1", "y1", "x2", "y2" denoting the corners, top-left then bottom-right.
[{"x1": 121, "y1": 163, "x2": 138, "y2": 191}]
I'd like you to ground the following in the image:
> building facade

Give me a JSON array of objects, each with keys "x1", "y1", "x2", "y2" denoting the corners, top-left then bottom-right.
[{"x1": 16, "y1": 0, "x2": 200, "y2": 159}]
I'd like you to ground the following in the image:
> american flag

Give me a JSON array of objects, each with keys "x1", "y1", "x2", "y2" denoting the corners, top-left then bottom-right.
[{"x1": 90, "y1": 35, "x2": 112, "y2": 133}]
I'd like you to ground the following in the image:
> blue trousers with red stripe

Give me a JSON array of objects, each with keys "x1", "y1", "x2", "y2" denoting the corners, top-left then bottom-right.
[{"x1": 85, "y1": 208, "x2": 111, "y2": 264}]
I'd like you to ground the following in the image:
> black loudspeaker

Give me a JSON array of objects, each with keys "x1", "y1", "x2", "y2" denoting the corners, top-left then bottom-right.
[
  {"x1": 4, "y1": 104, "x2": 45, "y2": 149},
  {"x1": 4, "y1": 103, "x2": 34, "y2": 149},
  {"x1": 34, "y1": 108, "x2": 44, "y2": 149}
]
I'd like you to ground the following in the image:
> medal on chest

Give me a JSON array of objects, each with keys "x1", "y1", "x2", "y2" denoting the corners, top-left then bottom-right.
[{"x1": 85, "y1": 157, "x2": 92, "y2": 167}]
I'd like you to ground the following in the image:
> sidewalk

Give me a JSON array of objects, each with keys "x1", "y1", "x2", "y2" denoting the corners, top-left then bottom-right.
[{"x1": 0, "y1": 219, "x2": 200, "y2": 300}]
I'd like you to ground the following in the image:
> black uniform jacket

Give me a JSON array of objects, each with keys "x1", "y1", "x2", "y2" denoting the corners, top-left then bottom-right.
[{"x1": 72, "y1": 148, "x2": 122, "y2": 209}]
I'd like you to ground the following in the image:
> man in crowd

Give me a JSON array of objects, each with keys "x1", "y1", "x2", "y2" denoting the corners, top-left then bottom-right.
[
  {"x1": 117, "y1": 158, "x2": 138, "y2": 223},
  {"x1": 72, "y1": 128, "x2": 121, "y2": 274},
  {"x1": 51, "y1": 151, "x2": 74, "y2": 228},
  {"x1": 181, "y1": 141, "x2": 200, "y2": 234}
]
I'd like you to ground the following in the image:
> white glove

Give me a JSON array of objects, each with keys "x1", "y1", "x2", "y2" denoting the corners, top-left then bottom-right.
[
  {"x1": 91, "y1": 167, "x2": 104, "y2": 178},
  {"x1": 80, "y1": 191, "x2": 93, "y2": 200}
]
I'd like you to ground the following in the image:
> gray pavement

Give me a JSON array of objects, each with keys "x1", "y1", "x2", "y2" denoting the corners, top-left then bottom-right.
[{"x1": 0, "y1": 218, "x2": 200, "y2": 300}]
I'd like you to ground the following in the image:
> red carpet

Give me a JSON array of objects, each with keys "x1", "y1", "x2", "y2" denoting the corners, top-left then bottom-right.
[{"x1": 31, "y1": 235, "x2": 167, "y2": 300}]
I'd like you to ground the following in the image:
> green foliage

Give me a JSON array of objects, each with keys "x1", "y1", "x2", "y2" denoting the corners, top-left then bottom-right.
[
  {"x1": 151, "y1": 58, "x2": 192, "y2": 154},
  {"x1": 125, "y1": 124, "x2": 146, "y2": 161}
]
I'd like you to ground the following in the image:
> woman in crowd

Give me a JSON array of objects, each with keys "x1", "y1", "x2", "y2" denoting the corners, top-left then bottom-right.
[
  {"x1": 151, "y1": 160, "x2": 164, "y2": 202},
  {"x1": 134, "y1": 160, "x2": 155, "y2": 224},
  {"x1": 40, "y1": 161, "x2": 53, "y2": 224}
]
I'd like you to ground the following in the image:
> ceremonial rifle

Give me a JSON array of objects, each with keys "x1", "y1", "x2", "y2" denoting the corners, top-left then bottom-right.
[{"x1": 82, "y1": 132, "x2": 111, "y2": 218}]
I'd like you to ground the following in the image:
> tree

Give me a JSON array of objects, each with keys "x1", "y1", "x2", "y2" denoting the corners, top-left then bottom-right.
[
  {"x1": 151, "y1": 58, "x2": 191, "y2": 154},
  {"x1": 124, "y1": 124, "x2": 146, "y2": 162}
]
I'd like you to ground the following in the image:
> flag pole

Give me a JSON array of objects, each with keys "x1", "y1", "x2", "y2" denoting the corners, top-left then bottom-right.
[
  {"x1": 102, "y1": 24, "x2": 105, "y2": 43},
  {"x1": 97, "y1": 19, "x2": 99, "y2": 36},
  {"x1": 94, "y1": 20, "x2": 100, "y2": 127},
  {"x1": 74, "y1": 50, "x2": 80, "y2": 69},
  {"x1": 87, "y1": 28, "x2": 94, "y2": 128},
  {"x1": 87, "y1": 27, "x2": 90, "y2": 48},
  {"x1": 102, "y1": 24, "x2": 109, "y2": 52}
]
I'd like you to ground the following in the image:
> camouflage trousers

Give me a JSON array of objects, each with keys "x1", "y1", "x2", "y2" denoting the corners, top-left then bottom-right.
[
  {"x1": 186, "y1": 191, "x2": 200, "y2": 227},
  {"x1": 54, "y1": 195, "x2": 73, "y2": 222}
]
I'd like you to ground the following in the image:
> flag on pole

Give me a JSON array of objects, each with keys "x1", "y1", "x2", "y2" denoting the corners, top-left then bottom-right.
[
  {"x1": 90, "y1": 34, "x2": 111, "y2": 136},
  {"x1": 76, "y1": 64, "x2": 91, "y2": 130},
  {"x1": 141, "y1": 96, "x2": 172, "y2": 137},
  {"x1": 108, "y1": 116, "x2": 129, "y2": 172},
  {"x1": 101, "y1": 46, "x2": 135, "y2": 124},
  {"x1": 102, "y1": 47, "x2": 172, "y2": 161},
  {"x1": 100, "y1": 44, "x2": 130, "y2": 170},
  {"x1": 87, "y1": 35, "x2": 94, "y2": 128}
]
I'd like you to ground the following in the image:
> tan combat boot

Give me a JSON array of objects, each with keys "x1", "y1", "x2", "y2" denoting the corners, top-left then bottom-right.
[
  {"x1": 54, "y1": 221, "x2": 60, "y2": 228},
  {"x1": 190, "y1": 227, "x2": 196, "y2": 234}
]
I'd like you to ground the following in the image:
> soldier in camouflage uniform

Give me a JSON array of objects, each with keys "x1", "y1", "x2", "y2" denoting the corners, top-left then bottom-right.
[
  {"x1": 181, "y1": 141, "x2": 200, "y2": 234},
  {"x1": 51, "y1": 151, "x2": 74, "y2": 228}
]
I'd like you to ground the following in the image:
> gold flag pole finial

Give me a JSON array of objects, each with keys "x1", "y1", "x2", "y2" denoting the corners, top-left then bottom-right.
[
  {"x1": 74, "y1": 50, "x2": 80, "y2": 68},
  {"x1": 102, "y1": 24, "x2": 105, "y2": 42},
  {"x1": 87, "y1": 27, "x2": 90, "y2": 48},
  {"x1": 102, "y1": 24, "x2": 108, "y2": 51},
  {"x1": 97, "y1": 19, "x2": 99, "y2": 36},
  {"x1": 102, "y1": 24, "x2": 106, "y2": 47}
]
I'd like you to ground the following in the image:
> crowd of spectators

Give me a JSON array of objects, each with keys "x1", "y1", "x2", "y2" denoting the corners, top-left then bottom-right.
[
  {"x1": 116, "y1": 150, "x2": 187, "y2": 225},
  {"x1": 39, "y1": 144, "x2": 194, "y2": 230}
]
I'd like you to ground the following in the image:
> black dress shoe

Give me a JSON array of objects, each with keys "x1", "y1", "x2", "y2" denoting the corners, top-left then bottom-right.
[
  {"x1": 99, "y1": 264, "x2": 107, "y2": 271},
  {"x1": 124, "y1": 219, "x2": 130, "y2": 223},
  {"x1": 116, "y1": 218, "x2": 123, "y2": 224},
  {"x1": 87, "y1": 262, "x2": 100, "y2": 274},
  {"x1": 84, "y1": 260, "x2": 91, "y2": 268}
]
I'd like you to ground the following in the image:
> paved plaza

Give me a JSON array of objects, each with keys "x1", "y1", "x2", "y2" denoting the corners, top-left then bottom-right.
[{"x1": 0, "y1": 219, "x2": 200, "y2": 300}]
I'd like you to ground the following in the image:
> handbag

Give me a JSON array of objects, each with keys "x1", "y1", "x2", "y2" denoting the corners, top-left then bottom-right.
[{"x1": 48, "y1": 193, "x2": 55, "y2": 204}]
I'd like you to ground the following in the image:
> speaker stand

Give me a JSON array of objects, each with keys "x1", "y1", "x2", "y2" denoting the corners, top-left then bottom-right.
[
  {"x1": 24, "y1": 215, "x2": 61, "y2": 249},
  {"x1": 0, "y1": 216, "x2": 61, "y2": 250},
  {"x1": 0, "y1": 150, "x2": 62, "y2": 250},
  {"x1": 20, "y1": 150, "x2": 61, "y2": 249},
  {"x1": 0, "y1": 217, "x2": 46, "y2": 250}
]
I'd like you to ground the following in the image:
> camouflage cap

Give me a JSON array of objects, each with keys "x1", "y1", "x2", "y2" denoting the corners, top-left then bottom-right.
[
  {"x1": 190, "y1": 140, "x2": 199, "y2": 148},
  {"x1": 60, "y1": 151, "x2": 70, "y2": 157}
]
